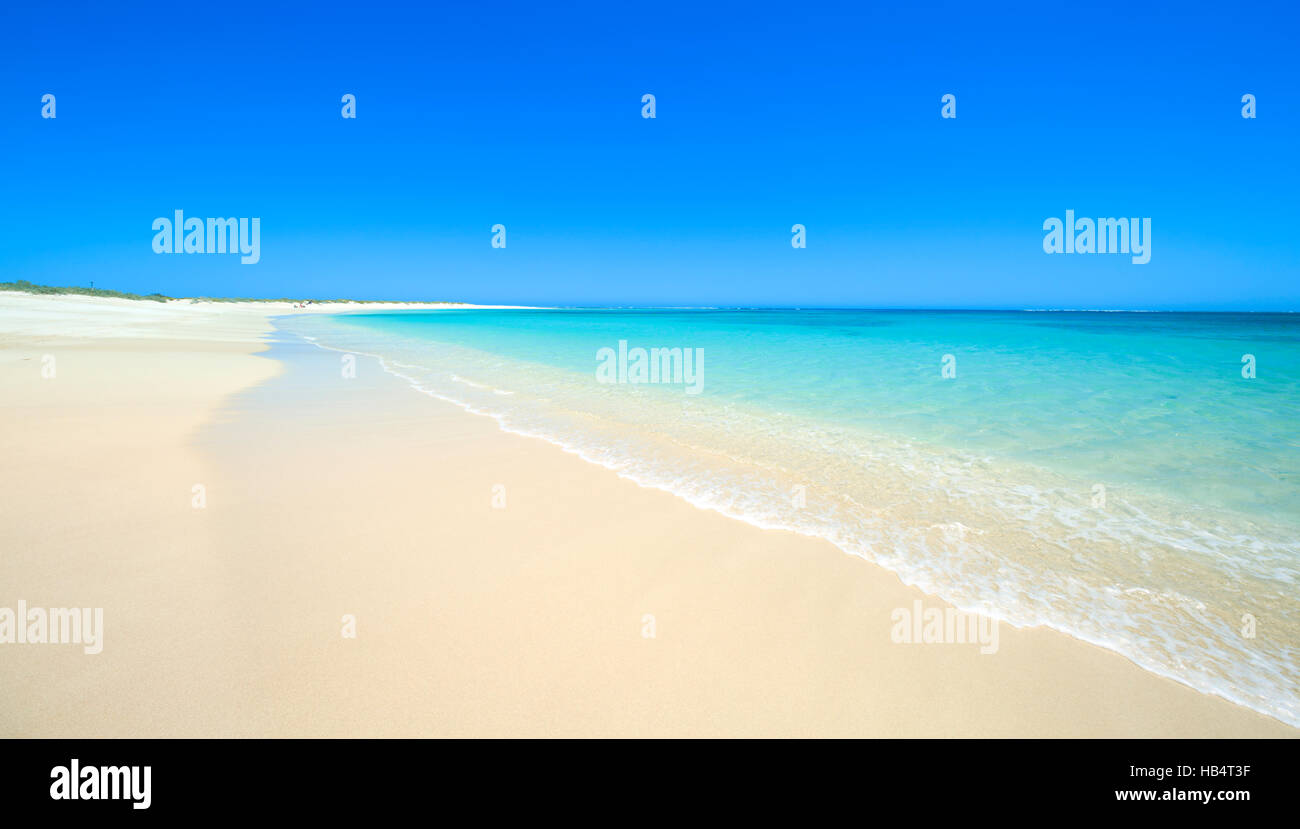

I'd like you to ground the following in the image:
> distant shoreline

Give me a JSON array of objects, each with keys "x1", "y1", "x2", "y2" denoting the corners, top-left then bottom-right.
[
  {"x1": 3, "y1": 282, "x2": 1295, "y2": 313},
  {"x1": 0, "y1": 279, "x2": 469, "y2": 307}
]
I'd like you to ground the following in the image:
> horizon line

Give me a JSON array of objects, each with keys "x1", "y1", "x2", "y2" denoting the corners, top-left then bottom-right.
[{"x1": 3, "y1": 282, "x2": 1297, "y2": 314}]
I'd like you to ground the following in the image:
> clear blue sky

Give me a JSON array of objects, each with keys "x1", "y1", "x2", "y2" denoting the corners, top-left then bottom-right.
[{"x1": 2, "y1": 0, "x2": 1297, "y2": 309}]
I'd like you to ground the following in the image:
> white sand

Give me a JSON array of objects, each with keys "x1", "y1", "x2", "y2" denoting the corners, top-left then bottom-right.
[{"x1": 0, "y1": 291, "x2": 1294, "y2": 737}]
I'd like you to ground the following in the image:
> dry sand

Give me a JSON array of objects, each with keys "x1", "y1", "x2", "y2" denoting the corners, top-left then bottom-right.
[{"x1": 0, "y1": 291, "x2": 1294, "y2": 737}]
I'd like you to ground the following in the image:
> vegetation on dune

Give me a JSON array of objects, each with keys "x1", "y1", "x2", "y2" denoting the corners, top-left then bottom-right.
[
  {"x1": 0, "y1": 279, "x2": 171, "y2": 302},
  {"x1": 0, "y1": 280, "x2": 459, "y2": 305},
  {"x1": 187, "y1": 296, "x2": 459, "y2": 304}
]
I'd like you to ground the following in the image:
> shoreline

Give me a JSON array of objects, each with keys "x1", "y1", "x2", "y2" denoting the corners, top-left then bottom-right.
[
  {"x1": 289, "y1": 317, "x2": 1300, "y2": 733},
  {"x1": 0, "y1": 290, "x2": 527, "y2": 343},
  {"x1": 0, "y1": 293, "x2": 1295, "y2": 736}
]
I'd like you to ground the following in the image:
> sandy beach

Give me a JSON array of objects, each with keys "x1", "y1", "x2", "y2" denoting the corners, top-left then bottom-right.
[{"x1": 0, "y1": 291, "x2": 1294, "y2": 738}]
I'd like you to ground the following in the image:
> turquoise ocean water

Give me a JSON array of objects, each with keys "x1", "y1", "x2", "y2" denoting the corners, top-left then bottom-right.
[{"x1": 280, "y1": 309, "x2": 1300, "y2": 726}]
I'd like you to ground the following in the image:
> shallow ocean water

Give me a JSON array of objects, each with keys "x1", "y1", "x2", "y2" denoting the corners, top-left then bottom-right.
[{"x1": 279, "y1": 309, "x2": 1300, "y2": 726}]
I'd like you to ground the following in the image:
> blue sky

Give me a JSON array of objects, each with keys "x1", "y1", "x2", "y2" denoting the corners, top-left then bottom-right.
[{"x1": 2, "y1": 0, "x2": 1297, "y2": 308}]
